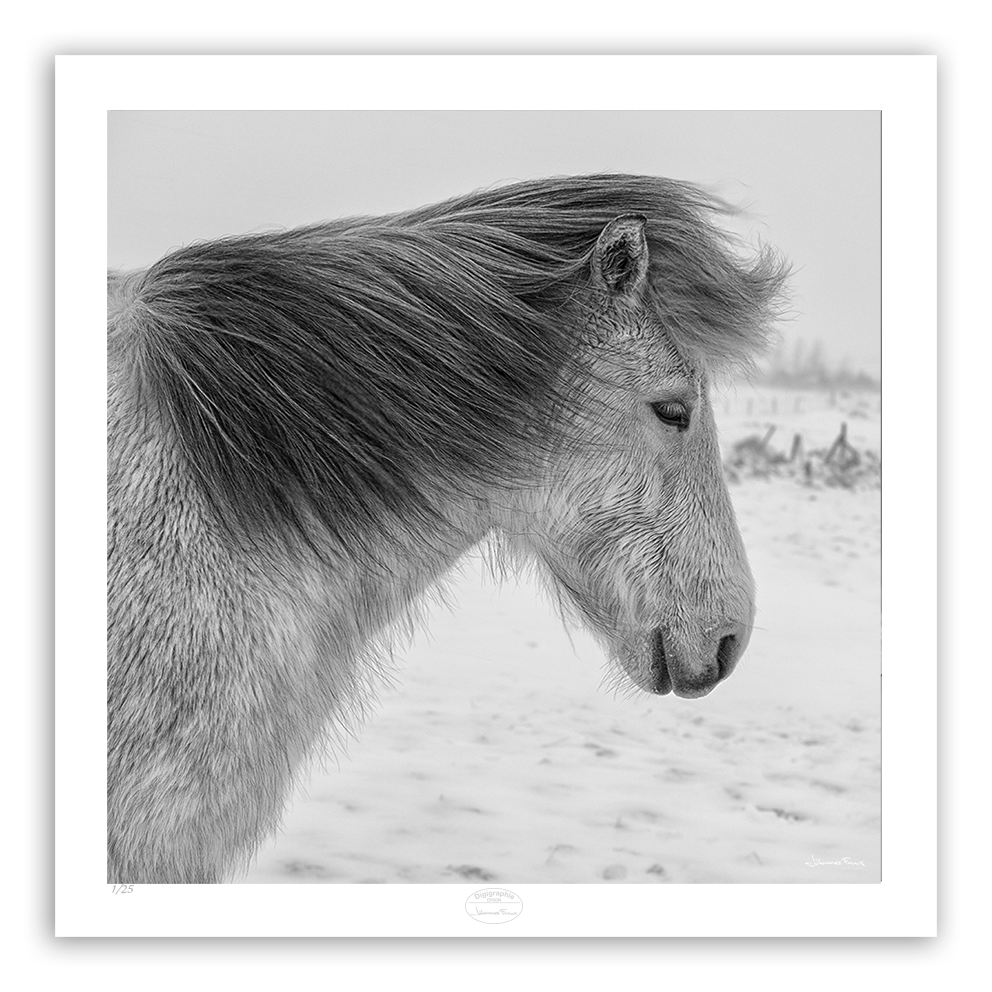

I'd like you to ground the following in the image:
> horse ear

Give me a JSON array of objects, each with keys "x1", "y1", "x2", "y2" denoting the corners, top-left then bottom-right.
[{"x1": 592, "y1": 214, "x2": 649, "y2": 297}]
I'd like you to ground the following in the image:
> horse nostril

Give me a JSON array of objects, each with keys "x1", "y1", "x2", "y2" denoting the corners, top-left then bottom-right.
[{"x1": 716, "y1": 635, "x2": 738, "y2": 681}]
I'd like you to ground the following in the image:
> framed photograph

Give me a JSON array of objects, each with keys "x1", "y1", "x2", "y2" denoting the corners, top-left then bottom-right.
[{"x1": 54, "y1": 54, "x2": 935, "y2": 937}]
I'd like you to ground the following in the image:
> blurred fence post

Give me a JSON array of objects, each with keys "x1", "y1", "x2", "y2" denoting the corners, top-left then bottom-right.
[{"x1": 825, "y1": 422, "x2": 849, "y2": 465}]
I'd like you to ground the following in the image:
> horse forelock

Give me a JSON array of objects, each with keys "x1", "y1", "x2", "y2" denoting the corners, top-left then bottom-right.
[{"x1": 115, "y1": 174, "x2": 787, "y2": 555}]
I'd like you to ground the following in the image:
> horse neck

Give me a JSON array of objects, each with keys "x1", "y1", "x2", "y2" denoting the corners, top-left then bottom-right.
[
  {"x1": 118, "y1": 462, "x2": 488, "y2": 685},
  {"x1": 306, "y1": 504, "x2": 492, "y2": 661},
  {"x1": 110, "y1": 346, "x2": 491, "y2": 673}
]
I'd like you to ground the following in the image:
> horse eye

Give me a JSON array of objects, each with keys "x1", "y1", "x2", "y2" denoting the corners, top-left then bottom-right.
[{"x1": 650, "y1": 401, "x2": 690, "y2": 431}]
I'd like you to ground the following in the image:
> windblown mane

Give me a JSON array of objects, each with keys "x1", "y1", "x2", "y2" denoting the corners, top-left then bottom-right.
[{"x1": 112, "y1": 174, "x2": 787, "y2": 554}]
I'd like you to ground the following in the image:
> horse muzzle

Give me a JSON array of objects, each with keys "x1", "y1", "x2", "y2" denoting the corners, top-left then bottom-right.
[{"x1": 647, "y1": 622, "x2": 750, "y2": 698}]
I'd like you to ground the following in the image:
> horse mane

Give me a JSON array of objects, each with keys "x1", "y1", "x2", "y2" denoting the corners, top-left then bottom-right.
[
  {"x1": 386, "y1": 173, "x2": 788, "y2": 367},
  {"x1": 113, "y1": 174, "x2": 787, "y2": 555}
]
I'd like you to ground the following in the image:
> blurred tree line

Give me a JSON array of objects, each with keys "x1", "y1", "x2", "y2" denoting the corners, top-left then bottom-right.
[{"x1": 756, "y1": 339, "x2": 880, "y2": 391}]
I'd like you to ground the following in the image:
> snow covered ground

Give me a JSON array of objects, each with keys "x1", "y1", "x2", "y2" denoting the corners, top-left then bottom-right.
[{"x1": 240, "y1": 385, "x2": 881, "y2": 885}]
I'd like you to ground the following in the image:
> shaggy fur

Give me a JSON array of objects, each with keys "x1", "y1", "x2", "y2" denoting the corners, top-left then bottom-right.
[{"x1": 108, "y1": 174, "x2": 788, "y2": 883}]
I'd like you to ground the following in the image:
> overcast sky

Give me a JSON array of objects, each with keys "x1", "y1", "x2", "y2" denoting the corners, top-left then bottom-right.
[{"x1": 109, "y1": 110, "x2": 880, "y2": 375}]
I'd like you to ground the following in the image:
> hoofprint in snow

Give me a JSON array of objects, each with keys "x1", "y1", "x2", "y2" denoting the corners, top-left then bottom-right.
[{"x1": 240, "y1": 386, "x2": 881, "y2": 885}]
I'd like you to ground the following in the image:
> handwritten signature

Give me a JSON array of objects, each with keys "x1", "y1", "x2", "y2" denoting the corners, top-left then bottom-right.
[{"x1": 805, "y1": 855, "x2": 866, "y2": 868}]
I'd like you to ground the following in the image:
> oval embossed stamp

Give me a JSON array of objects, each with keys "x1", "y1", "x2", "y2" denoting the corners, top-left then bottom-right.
[{"x1": 465, "y1": 887, "x2": 523, "y2": 924}]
